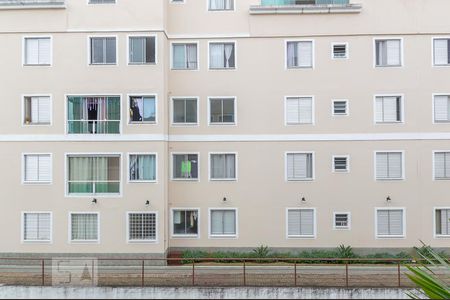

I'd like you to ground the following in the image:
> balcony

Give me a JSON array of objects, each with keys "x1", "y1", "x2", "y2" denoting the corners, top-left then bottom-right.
[
  {"x1": 0, "y1": 0, "x2": 65, "y2": 9},
  {"x1": 250, "y1": 0, "x2": 362, "y2": 15}
]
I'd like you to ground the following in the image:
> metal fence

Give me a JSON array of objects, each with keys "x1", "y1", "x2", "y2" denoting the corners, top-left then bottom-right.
[{"x1": 0, "y1": 257, "x2": 448, "y2": 288}]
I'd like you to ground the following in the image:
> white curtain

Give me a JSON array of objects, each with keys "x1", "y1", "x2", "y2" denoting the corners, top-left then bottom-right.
[
  {"x1": 287, "y1": 42, "x2": 297, "y2": 68},
  {"x1": 224, "y1": 43, "x2": 234, "y2": 68},
  {"x1": 210, "y1": 43, "x2": 224, "y2": 68},
  {"x1": 186, "y1": 44, "x2": 197, "y2": 69},
  {"x1": 173, "y1": 44, "x2": 186, "y2": 69}
]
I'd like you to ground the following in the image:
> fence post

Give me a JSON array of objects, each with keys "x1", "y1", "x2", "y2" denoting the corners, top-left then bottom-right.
[
  {"x1": 41, "y1": 259, "x2": 45, "y2": 286},
  {"x1": 294, "y1": 262, "x2": 297, "y2": 286},
  {"x1": 397, "y1": 263, "x2": 401, "y2": 287},
  {"x1": 345, "y1": 262, "x2": 349, "y2": 288},
  {"x1": 243, "y1": 260, "x2": 246, "y2": 286},
  {"x1": 141, "y1": 260, "x2": 145, "y2": 287},
  {"x1": 192, "y1": 261, "x2": 195, "y2": 286}
]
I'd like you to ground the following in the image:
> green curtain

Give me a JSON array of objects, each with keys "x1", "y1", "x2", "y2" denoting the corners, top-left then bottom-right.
[
  {"x1": 68, "y1": 157, "x2": 93, "y2": 194},
  {"x1": 68, "y1": 97, "x2": 83, "y2": 134},
  {"x1": 107, "y1": 97, "x2": 120, "y2": 133}
]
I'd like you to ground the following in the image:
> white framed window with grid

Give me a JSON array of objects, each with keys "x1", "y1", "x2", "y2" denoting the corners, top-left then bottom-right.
[
  {"x1": 375, "y1": 208, "x2": 406, "y2": 238},
  {"x1": 286, "y1": 208, "x2": 316, "y2": 238},
  {"x1": 434, "y1": 208, "x2": 450, "y2": 237},
  {"x1": 209, "y1": 208, "x2": 238, "y2": 238},
  {"x1": 22, "y1": 154, "x2": 52, "y2": 184},
  {"x1": 69, "y1": 213, "x2": 100, "y2": 243},
  {"x1": 23, "y1": 36, "x2": 52, "y2": 66},
  {"x1": 22, "y1": 212, "x2": 52, "y2": 243},
  {"x1": 433, "y1": 151, "x2": 450, "y2": 180},
  {"x1": 127, "y1": 212, "x2": 158, "y2": 243},
  {"x1": 375, "y1": 151, "x2": 404, "y2": 180}
]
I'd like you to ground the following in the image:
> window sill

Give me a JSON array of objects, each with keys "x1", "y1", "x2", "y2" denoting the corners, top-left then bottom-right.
[
  {"x1": 209, "y1": 178, "x2": 237, "y2": 182},
  {"x1": 287, "y1": 235, "x2": 316, "y2": 239},
  {"x1": 375, "y1": 65, "x2": 403, "y2": 68},
  {"x1": 127, "y1": 240, "x2": 158, "y2": 244},
  {"x1": 376, "y1": 178, "x2": 405, "y2": 181},
  {"x1": 129, "y1": 122, "x2": 157, "y2": 125},
  {"x1": 287, "y1": 66, "x2": 313, "y2": 69},
  {"x1": 23, "y1": 181, "x2": 52, "y2": 185},
  {"x1": 23, "y1": 64, "x2": 51, "y2": 67},
  {"x1": 209, "y1": 67, "x2": 236, "y2": 71},
  {"x1": 376, "y1": 235, "x2": 405, "y2": 239},
  {"x1": 434, "y1": 235, "x2": 450, "y2": 238},
  {"x1": 209, "y1": 235, "x2": 238, "y2": 239},
  {"x1": 0, "y1": 1, "x2": 65, "y2": 10},
  {"x1": 171, "y1": 234, "x2": 199, "y2": 239},
  {"x1": 69, "y1": 240, "x2": 100, "y2": 244},
  {"x1": 128, "y1": 62, "x2": 156, "y2": 66},
  {"x1": 24, "y1": 123, "x2": 51, "y2": 126},
  {"x1": 172, "y1": 178, "x2": 199, "y2": 182},
  {"x1": 250, "y1": 4, "x2": 362, "y2": 14},
  {"x1": 22, "y1": 240, "x2": 52, "y2": 244},
  {"x1": 287, "y1": 178, "x2": 314, "y2": 182},
  {"x1": 171, "y1": 68, "x2": 199, "y2": 71},
  {"x1": 171, "y1": 123, "x2": 199, "y2": 127},
  {"x1": 89, "y1": 63, "x2": 118, "y2": 66},
  {"x1": 128, "y1": 180, "x2": 157, "y2": 183}
]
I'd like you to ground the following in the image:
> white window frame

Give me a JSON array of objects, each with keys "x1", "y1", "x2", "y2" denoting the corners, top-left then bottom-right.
[
  {"x1": 22, "y1": 153, "x2": 53, "y2": 185},
  {"x1": 127, "y1": 152, "x2": 158, "y2": 183},
  {"x1": 374, "y1": 151, "x2": 405, "y2": 181},
  {"x1": 22, "y1": 36, "x2": 53, "y2": 66},
  {"x1": 208, "y1": 208, "x2": 238, "y2": 239},
  {"x1": 432, "y1": 150, "x2": 450, "y2": 180},
  {"x1": 432, "y1": 37, "x2": 450, "y2": 67},
  {"x1": 284, "y1": 96, "x2": 315, "y2": 126},
  {"x1": 432, "y1": 93, "x2": 450, "y2": 124},
  {"x1": 333, "y1": 212, "x2": 351, "y2": 230},
  {"x1": 64, "y1": 94, "x2": 124, "y2": 135},
  {"x1": 433, "y1": 207, "x2": 450, "y2": 238},
  {"x1": 171, "y1": 96, "x2": 200, "y2": 127},
  {"x1": 21, "y1": 211, "x2": 53, "y2": 244},
  {"x1": 207, "y1": 96, "x2": 237, "y2": 126},
  {"x1": 285, "y1": 151, "x2": 315, "y2": 182},
  {"x1": 331, "y1": 42, "x2": 349, "y2": 60},
  {"x1": 208, "y1": 152, "x2": 238, "y2": 181},
  {"x1": 126, "y1": 34, "x2": 157, "y2": 66},
  {"x1": 170, "y1": 41, "x2": 199, "y2": 70},
  {"x1": 68, "y1": 212, "x2": 100, "y2": 244},
  {"x1": 374, "y1": 207, "x2": 406, "y2": 239},
  {"x1": 206, "y1": 0, "x2": 236, "y2": 12},
  {"x1": 171, "y1": 0, "x2": 185, "y2": 4},
  {"x1": 171, "y1": 152, "x2": 200, "y2": 181},
  {"x1": 373, "y1": 37, "x2": 404, "y2": 68},
  {"x1": 126, "y1": 211, "x2": 159, "y2": 244},
  {"x1": 373, "y1": 94, "x2": 405, "y2": 124},
  {"x1": 207, "y1": 40, "x2": 237, "y2": 70},
  {"x1": 286, "y1": 208, "x2": 317, "y2": 239},
  {"x1": 332, "y1": 155, "x2": 350, "y2": 173},
  {"x1": 21, "y1": 94, "x2": 53, "y2": 127},
  {"x1": 170, "y1": 208, "x2": 200, "y2": 239},
  {"x1": 331, "y1": 99, "x2": 349, "y2": 117},
  {"x1": 284, "y1": 39, "x2": 315, "y2": 70},
  {"x1": 64, "y1": 152, "x2": 123, "y2": 198},
  {"x1": 87, "y1": 35, "x2": 118, "y2": 66},
  {"x1": 127, "y1": 93, "x2": 158, "y2": 126}
]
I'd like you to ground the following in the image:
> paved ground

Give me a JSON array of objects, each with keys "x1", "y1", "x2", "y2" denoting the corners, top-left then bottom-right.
[{"x1": 0, "y1": 263, "x2": 448, "y2": 288}]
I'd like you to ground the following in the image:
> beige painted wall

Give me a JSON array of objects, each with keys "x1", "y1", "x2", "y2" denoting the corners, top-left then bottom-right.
[{"x1": 0, "y1": 0, "x2": 448, "y2": 254}]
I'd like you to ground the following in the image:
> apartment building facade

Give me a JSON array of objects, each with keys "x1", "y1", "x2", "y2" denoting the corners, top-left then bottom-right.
[{"x1": 0, "y1": 0, "x2": 449, "y2": 258}]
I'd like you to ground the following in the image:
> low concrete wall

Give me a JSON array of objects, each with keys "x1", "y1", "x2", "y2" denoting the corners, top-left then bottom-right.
[{"x1": 0, "y1": 286, "x2": 422, "y2": 299}]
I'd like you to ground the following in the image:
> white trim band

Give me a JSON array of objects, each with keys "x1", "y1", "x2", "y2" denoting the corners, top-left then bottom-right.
[{"x1": 1, "y1": 132, "x2": 450, "y2": 142}]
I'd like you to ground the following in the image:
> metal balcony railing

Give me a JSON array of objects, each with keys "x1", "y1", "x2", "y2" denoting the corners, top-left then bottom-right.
[
  {"x1": 0, "y1": 0, "x2": 65, "y2": 9},
  {"x1": 251, "y1": 0, "x2": 361, "y2": 14},
  {"x1": 261, "y1": 0, "x2": 349, "y2": 5}
]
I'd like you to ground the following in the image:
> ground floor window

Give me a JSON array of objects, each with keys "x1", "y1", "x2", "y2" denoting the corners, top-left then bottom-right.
[
  {"x1": 127, "y1": 212, "x2": 157, "y2": 242},
  {"x1": 210, "y1": 209, "x2": 237, "y2": 237},
  {"x1": 70, "y1": 213, "x2": 99, "y2": 242},
  {"x1": 172, "y1": 209, "x2": 199, "y2": 237}
]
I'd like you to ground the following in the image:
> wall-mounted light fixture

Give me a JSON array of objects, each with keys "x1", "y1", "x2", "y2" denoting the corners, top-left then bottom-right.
[
  {"x1": 145, "y1": 200, "x2": 150, "y2": 206},
  {"x1": 301, "y1": 197, "x2": 306, "y2": 203},
  {"x1": 386, "y1": 196, "x2": 392, "y2": 203},
  {"x1": 92, "y1": 198, "x2": 97, "y2": 204},
  {"x1": 223, "y1": 197, "x2": 227, "y2": 202}
]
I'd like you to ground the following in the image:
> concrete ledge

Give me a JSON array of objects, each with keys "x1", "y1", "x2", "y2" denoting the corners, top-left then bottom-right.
[{"x1": 0, "y1": 286, "x2": 420, "y2": 299}]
